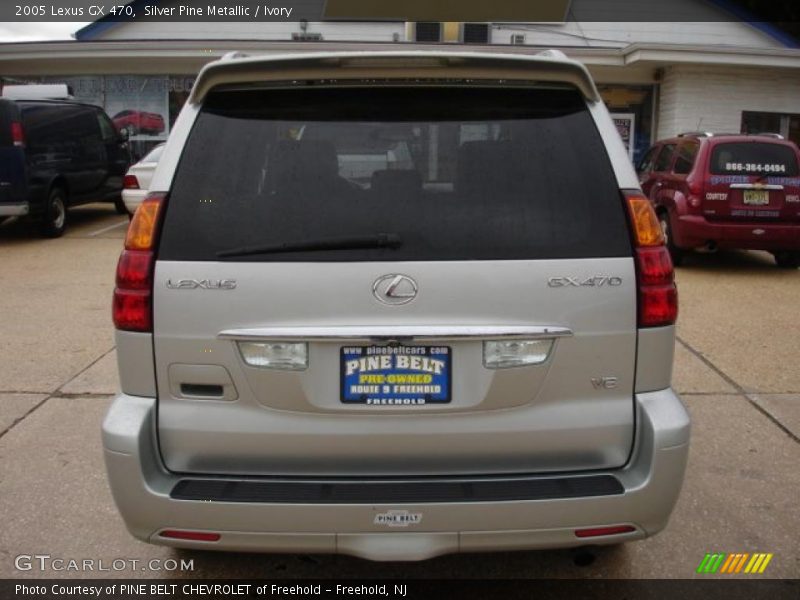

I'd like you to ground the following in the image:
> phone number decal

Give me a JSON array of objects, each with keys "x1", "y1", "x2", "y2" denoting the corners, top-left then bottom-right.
[{"x1": 725, "y1": 162, "x2": 787, "y2": 173}]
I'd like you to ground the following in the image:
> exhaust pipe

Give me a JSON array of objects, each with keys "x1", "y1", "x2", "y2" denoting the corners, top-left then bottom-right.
[{"x1": 695, "y1": 241, "x2": 718, "y2": 254}]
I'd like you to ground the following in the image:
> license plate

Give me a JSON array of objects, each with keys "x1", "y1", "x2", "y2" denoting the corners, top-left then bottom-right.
[
  {"x1": 743, "y1": 190, "x2": 769, "y2": 206},
  {"x1": 340, "y1": 346, "x2": 451, "y2": 405}
]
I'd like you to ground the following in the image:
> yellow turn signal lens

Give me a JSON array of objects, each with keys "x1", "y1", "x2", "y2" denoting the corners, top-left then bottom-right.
[
  {"x1": 626, "y1": 194, "x2": 664, "y2": 247},
  {"x1": 125, "y1": 194, "x2": 165, "y2": 251}
]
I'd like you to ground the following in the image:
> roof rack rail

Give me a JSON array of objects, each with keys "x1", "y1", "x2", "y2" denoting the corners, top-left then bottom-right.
[
  {"x1": 221, "y1": 51, "x2": 249, "y2": 61},
  {"x1": 677, "y1": 131, "x2": 786, "y2": 140},
  {"x1": 536, "y1": 49, "x2": 568, "y2": 60}
]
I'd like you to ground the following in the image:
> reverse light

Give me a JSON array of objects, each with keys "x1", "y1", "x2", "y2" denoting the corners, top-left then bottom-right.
[
  {"x1": 112, "y1": 193, "x2": 166, "y2": 332},
  {"x1": 483, "y1": 339, "x2": 553, "y2": 369},
  {"x1": 238, "y1": 341, "x2": 308, "y2": 371},
  {"x1": 623, "y1": 191, "x2": 678, "y2": 328},
  {"x1": 123, "y1": 174, "x2": 140, "y2": 189}
]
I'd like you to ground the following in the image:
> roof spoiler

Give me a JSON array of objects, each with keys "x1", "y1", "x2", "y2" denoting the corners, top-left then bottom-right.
[{"x1": 188, "y1": 50, "x2": 600, "y2": 104}]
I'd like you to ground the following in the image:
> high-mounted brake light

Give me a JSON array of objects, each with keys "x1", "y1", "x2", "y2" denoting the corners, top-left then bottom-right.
[
  {"x1": 113, "y1": 193, "x2": 166, "y2": 332},
  {"x1": 624, "y1": 191, "x2": 678, "y2": 328}
]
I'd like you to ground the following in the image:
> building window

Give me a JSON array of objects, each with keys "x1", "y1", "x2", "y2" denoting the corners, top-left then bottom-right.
[
  {"x1": 414, "y1": 22, "x2": 442, "y2": 42},
  {"x1": 462, "y1": 23, "x2": 490, "y2": 44},
  {"x1": 741, "y1": 111, "x2": 800, "y2": 146},
  {"x1": 510, "y1": 33, "x2": 526, "y2": 45},
  {"x1": 598, "y1": 85, "x2": 655, "y2": 165}
]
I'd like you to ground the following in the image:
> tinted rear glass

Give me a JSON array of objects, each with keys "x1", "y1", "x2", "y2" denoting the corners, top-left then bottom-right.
[
  {"x1": 159, "y1": 86, "x2": 631, "y2": 262},
  {"x1": 710, "y1": 142, "x2": 799, "y2": 176}
]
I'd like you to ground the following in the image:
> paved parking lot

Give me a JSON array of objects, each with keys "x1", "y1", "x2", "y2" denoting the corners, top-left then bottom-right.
[{"x1": 0, "y1": 205, "x2": 798, "y2": 579}]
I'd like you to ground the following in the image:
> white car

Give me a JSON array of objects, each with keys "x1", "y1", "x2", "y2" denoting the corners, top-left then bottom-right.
[{"x1": 122, "y1": 143, "x2": 164, "y2": 215}]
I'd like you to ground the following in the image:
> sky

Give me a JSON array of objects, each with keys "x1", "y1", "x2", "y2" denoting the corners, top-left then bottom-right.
[{"x1": 0, "y1": 22, "x2": 91, "y2": 42}]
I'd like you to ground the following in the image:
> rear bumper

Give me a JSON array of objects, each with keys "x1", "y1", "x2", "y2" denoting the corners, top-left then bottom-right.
[
  {"x1": 0, "y1": 202, "x2": 29, "y2": 217},
  {"x1": 102, "y1": 389, "x2": 690, "y2": 561},
  {"x1": 674, "y1": 214, "x2": 800, "y2": 250},
  {"x1": 122, "y1": 189, "x2": 146, "y2": 215}
]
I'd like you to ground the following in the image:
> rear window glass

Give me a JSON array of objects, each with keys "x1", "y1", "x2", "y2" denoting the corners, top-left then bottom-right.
[
  {"x1": 159, "y1": 86, "x2": 631, "y2": 262},
  {"x1": 710, "y1": 142, "x2": 799, "y2": 176}
]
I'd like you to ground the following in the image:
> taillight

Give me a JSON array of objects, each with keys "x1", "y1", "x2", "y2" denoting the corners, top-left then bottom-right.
[
  {"x1": 11, "y1": 122, "x2": 25, "y2": 147},
  {"x1": 624, "y1": 191, "x2": 678, "y2": 328},
  {"x1": 112, "y1": 193, "x2": 166, "y2": 332},
  {"x1": 687, "y1": 181, "x2": 702, "y2": 209},
  {"x1": 123, "y1": 174, "x2": 140, "y2": 189}
]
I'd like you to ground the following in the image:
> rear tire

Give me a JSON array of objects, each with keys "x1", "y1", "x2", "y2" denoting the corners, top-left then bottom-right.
[
  {"x1": 40, "y1": 187, "x2": 67, "y2": 238},
  {"x1": 658, "y1": 211, "x2": 684, "y2": 266},
  {"x1": 773, "y1": 251, "x2": 800, "y2": 269}
]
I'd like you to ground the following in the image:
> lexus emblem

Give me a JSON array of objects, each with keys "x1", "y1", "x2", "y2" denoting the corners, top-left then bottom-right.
[{"x1": 372, "y1": 274, "x2": 418, "y2": 306}]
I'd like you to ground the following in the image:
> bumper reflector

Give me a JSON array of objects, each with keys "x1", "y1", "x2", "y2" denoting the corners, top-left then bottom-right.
[
  {"x1": 483, "y1": 339, "x2": 553, "y2": 369},
  {"x1": 238, "y1": 341, "x2": 308, "y2": 370},
  {"x1": 159, "y1": 530, "x2": 221, "y2": 542},
  {"x1": 574, "y1": 525, "x2": 636, "y2": 538}
]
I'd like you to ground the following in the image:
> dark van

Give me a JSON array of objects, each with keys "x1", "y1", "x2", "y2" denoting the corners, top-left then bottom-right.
[{"x1": 0, "y1": 97, "x2": 129, "y2": 236}]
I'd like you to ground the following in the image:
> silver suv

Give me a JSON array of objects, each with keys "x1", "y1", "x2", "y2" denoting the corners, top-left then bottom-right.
[{"x1": 103, "y1": 50, "x2": 689, "y2": 561}]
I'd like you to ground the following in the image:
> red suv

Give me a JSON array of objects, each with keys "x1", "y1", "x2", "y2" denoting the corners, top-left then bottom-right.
[{"x1": 638, "y1": 132, "x2": 800, "y2": 268}]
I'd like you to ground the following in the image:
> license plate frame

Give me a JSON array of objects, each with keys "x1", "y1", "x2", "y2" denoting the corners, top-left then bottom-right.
[
  {"x1": 743, "y1": 190, "x2": 769, "y2": 206},
  {"x1": 340, "y1": 345, "x2": 452, "y2": 405}
]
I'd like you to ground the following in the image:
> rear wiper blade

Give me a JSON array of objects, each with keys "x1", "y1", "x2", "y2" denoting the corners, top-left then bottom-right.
[{"x1": 216, "y1": 233, "x2": 402, "y2": 258}]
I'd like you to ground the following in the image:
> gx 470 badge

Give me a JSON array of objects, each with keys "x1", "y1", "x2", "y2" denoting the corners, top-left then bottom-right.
[{"x1": 548, "y1": 276, "x2": 623, "y2": 288}]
